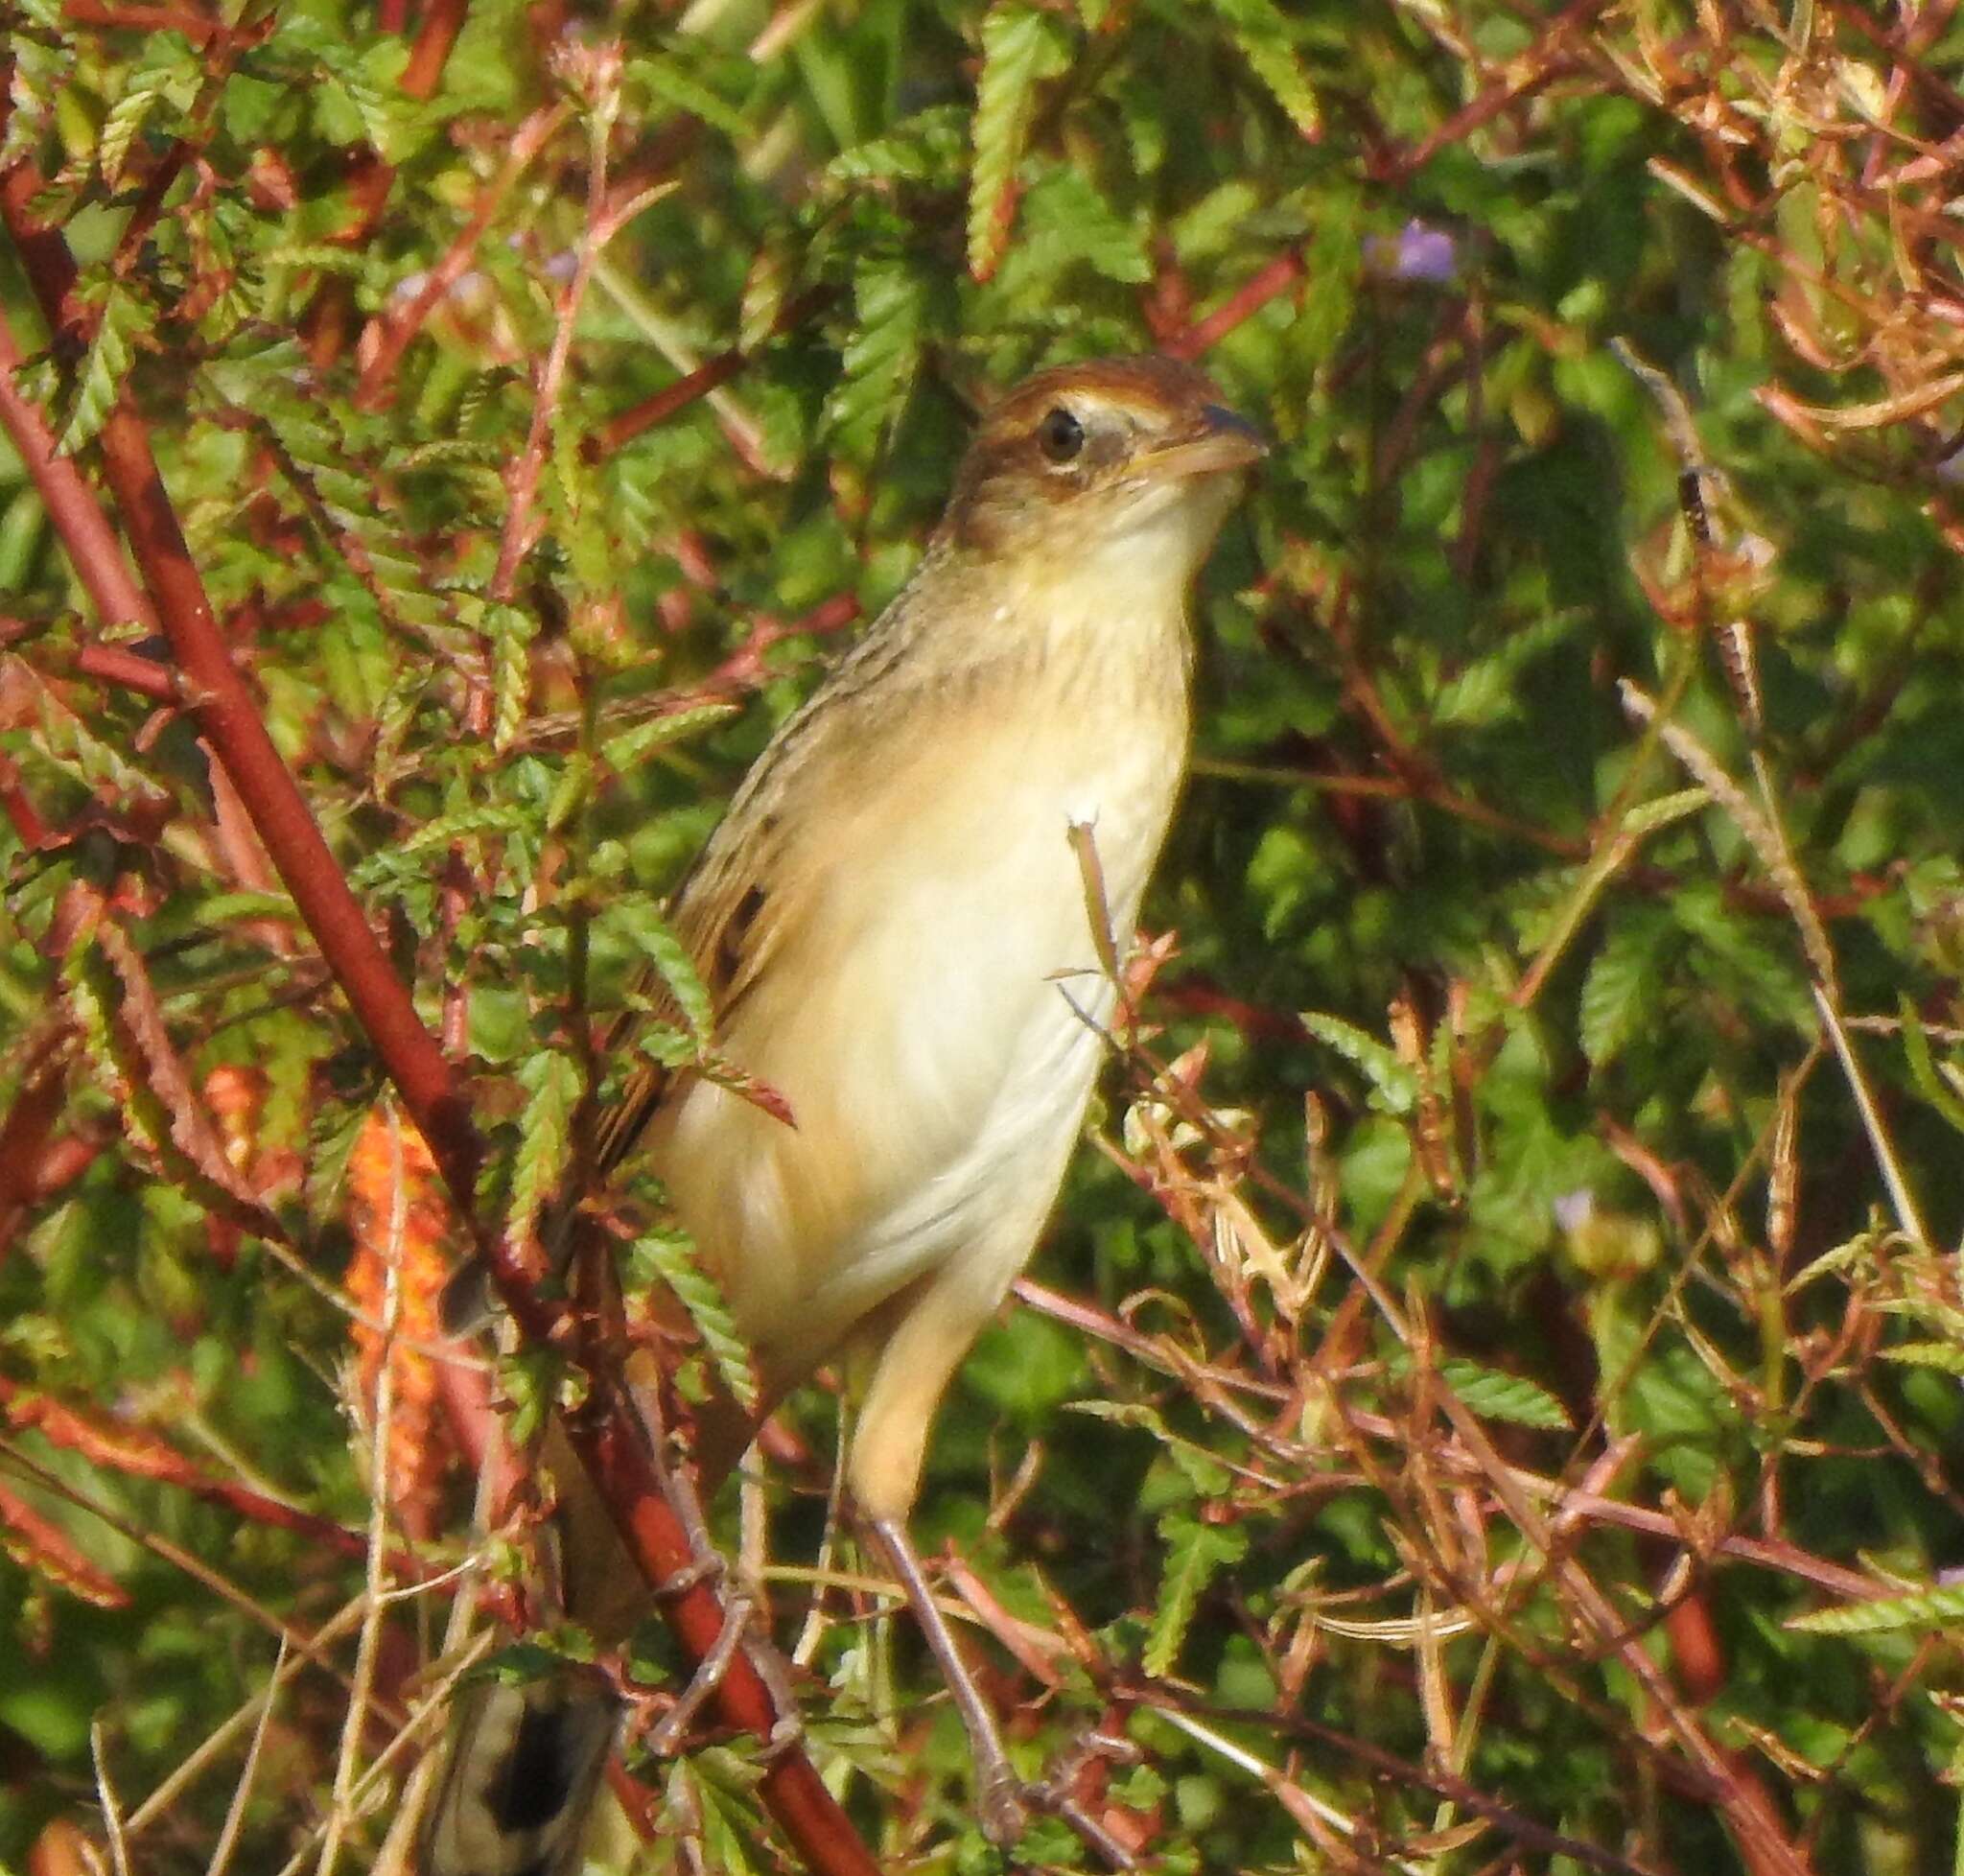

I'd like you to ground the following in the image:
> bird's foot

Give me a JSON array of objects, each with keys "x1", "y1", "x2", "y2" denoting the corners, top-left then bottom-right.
[{"x1": 974, "y1": 1748, "x2": 1031, "y2": 1848}]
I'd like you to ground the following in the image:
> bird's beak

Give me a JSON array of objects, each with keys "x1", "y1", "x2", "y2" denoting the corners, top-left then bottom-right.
[{"x1": 1141, "y1": 401, "x2": 1270, "y2": 480}]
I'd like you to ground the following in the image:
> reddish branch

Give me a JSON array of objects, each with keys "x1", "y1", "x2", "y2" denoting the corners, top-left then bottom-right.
[
  {"x1": 74, "y1": 644, "x2": 181, "y2": 701},
  {"x1": 1167, "y1": 249, "x2": 1306, "y2": 363},
  {"x1": 1371, "y1": 0, "x2": 1611, "y2": 182},
  {"x1": 0, "y1": 1377, "x2": 433, "y2": 1579},
  {"x1": 0, "y1": 312, "x2": 154, "y2": 631},
  {"x1": 401, "y1": 0, "x2": 469, "y2": 102},
  {"x1": 599, "y1": 345, "x2": 752, "y2": 454},
  {"x1": 597, "y1": 289, "x2": 829, "y2": 458},
  {"x1": 354, "y1": 103, "x2": 572, "y2": 407},
  {"x1": 1, "y1": 171, "x2": 882, "y2": 1876},
  {"x1": 59, "y1": 0, "x2": 222, "y2": 39}
]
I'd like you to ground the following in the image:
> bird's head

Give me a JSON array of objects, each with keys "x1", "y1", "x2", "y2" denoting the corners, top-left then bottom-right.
[{"x1": 939, "y1": 355, "x2": 1265, "y2": 583}]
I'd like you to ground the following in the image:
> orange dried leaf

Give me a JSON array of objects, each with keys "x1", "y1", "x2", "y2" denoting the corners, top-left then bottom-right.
[{"x1": 0, "y1": 1482, "x2": 129, "y2": 1609}]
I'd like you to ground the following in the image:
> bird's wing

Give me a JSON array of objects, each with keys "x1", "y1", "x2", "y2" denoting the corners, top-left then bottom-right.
[
  {"x1": 588, "y1": 762, "x2": 796, "y2": 1179},
  {"x1": 589, "y1": 573, "x2": 937, "y2": 1178}
]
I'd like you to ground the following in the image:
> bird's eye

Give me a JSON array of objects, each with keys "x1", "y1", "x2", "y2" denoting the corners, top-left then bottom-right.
[{"x1": 1037, "y1": 406, "x2": 1086, "y2": 465}]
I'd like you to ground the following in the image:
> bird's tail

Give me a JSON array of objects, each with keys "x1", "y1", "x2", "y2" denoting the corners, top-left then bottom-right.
[
  {"x1": 417, "y1": 1392, "x2": 763, "y2": 1876},
  {"x1": 417, "y1": 1672, "x2": 619, "y2": 1876}
]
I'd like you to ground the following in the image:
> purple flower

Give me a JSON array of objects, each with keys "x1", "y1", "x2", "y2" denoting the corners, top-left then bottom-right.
[{"x1": 1365, "y1": 219, "x2": 1459, "y2": 285}]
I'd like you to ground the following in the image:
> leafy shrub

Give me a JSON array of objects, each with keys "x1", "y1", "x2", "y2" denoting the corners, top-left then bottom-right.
[{"x1": 4, "y1": 2, "x2": 1964, "y2": 1871}]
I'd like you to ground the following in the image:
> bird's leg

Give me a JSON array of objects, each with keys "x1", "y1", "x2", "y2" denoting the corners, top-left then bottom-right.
[
  {"x1": 870, "y1": 1514, "x2": 1029, "y2": 1847},
  {"x1": 641, "y1": 1586, "x2": 754, "y2": 1755}
]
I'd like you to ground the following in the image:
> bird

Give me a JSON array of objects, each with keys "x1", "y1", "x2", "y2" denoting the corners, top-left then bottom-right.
[{"x1": 422, "y1": 353, "x2": 1264, "y2": 1876}]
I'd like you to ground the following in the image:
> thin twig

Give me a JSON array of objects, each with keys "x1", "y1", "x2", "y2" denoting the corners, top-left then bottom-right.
[{"x1": 205, "y1": 1636, "x2": 288, "y2": 1876}]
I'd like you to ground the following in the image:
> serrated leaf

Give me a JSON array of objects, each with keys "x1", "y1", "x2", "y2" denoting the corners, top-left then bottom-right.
[
  {"x1": 967, "y1": 4, "x2": 1071, "y2": 281},
  {"x1": 1878, "y1": 1341, "x2": 1964, "y2": 1376},
  {"x1": 830, "y1": 255, "x2": 928, "y2": 455},
  {"x1": 601, "y1": 703, "x2": 738, "y2": 774},
  {"x1": 1204, "y1": 0, "x2": 1321, "y2": 138},
  {"x1": 483, "y1": 602, "x2": 538, "y2": 754},
  {"x1": 1787, "y1": 1580, "x2": 1964, "y2": 1636},
  {"x1": 1439, "y1": 1356, "x2": 1572, "y2": 1430},
  {"x1": 57, "y1": 285, "x2": 153, "y2": 456},
  {"x1": 506, "y1": 1050, "x2": 580, "y2": 1254},
  {"x1": 1433, "y1": 610, "x2": 1578, "y2": 729},
  {"x1": 625, "y1": 919, "x2": 713, "y2": 1042},
  {"x1": 629, "y1": 1226, "x2": 758, "y2": 1410},
  {"x1": 1579, "y1": 908, "x2": 1667, "y2": 1068},
  {"x1": 1, "y1": 42, "x2": 61, "y2": 173},
  {"x1": 1620, "y1": 786, "x2": 1712, "y2": 838},
  {"x1": 348, "y1": 808, "x2": 526, "y2": 887},
  {"x1": 823, "y1": 105, "x2": 969, "y2": 197},
  {"x1": 1146, "y1": 1513, "x2": 1248, "y2": 1677},
  {"x1": 1000, "y1": 166, "x2": 1149, "y2": 289},
  {"x1": 98, "y1": 79, "x2": 162, "y2": 189},
  {"x1": 1300, "y1": 1011, "x2": 1418, "y2": 1114}
]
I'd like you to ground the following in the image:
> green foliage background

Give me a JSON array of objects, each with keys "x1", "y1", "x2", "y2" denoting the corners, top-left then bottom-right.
[{"x1": 4, "y1": 0, "x2": 1964, "y2": 1870}]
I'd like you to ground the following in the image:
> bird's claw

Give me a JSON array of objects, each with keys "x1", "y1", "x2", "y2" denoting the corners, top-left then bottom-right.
[{"x1": 976, "y1": 1756, "x2": 1031, "y2": 1847}]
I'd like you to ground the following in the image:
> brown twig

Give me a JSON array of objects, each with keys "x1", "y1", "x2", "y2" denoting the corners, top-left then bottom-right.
[{"x1": 1371, "y1": 0, "x2": 1611, "y2": 182}]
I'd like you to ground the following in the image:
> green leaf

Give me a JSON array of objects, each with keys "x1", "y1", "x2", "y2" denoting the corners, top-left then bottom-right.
[
  {"x1": 996, "y1": 165, "x2": 1150, "y2": 290},
  {"x1": 1433, "y1": 610, "x2": 1578, "y2": 729},
  {"x1": 1579, "y1": 906, "x2": 1668, "y2": 1067},
  {"x1": 1878, "y1": 1341, "x2": 1964, "y2": 1376},
  {"x1": 629, "y1": 53, "x2": 749, "y2": 138},
  {"x1": 1787, "y1": 1581, "x2": 1964, "y2": 1636},
  {"x1": 483, "y1": 602, "x2": 538, "y2": 755},
  {"x1": 57, "y1": 285, "x2": 153, "y2": 456},
  {"x1": 1204, "y1": 0, "x2": 1321, "y2": 139},
  {"x1": 1299, "y1": 1011, "x2": 1419, "y2": 1114},
  {"x1": 506, "y1": 1050, "x2": 580, "y2": 1252},
  {"x1": 830, "y1": 255, "x2": 928, "y2": 456},
  {"x1": 601, "y1": 703, "x2": 738, "y2": 774},
  {"x1": 1897, "y1": 995, "x2": 1964, "y2": 1137},
  {"x1": 967, "y1": 4, "x2": 1071, "y2": 282},
  {"x1": 1146, "y1": 1513, "x2": 1248, "y2": 1677},
  {"x1": 624, "y1": 918, "x2": 713, "y2": 1041},
  {"x1": 348, "y1": 808, "x2": 526, "y2": 888},
  {"x1": 1438, "y1": 1356, "x2": 1572, "y2": 1430},
  {"x1": 629, "y1": 1226, "x2": 758, "y2": 1411},
  {"x1": 823, "y1": 104, "x2": 969, "y2": 197}
]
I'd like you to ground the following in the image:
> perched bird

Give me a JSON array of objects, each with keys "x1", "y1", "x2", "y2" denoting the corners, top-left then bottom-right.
[{"x1": 424, "y1": 353, "x2": 1263, "y2": 1874}]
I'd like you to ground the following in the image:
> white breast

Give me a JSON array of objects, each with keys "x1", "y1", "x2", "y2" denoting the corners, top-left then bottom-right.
[{"x1": 650, "y1": 586, "x2": 1191, "y2": 1384}]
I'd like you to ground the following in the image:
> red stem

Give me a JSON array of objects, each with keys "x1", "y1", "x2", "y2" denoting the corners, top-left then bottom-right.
[
  {"x1": 75, "y1": 643, "x2": 180, "y2": 701},
  {"x1": 0, "y1": 305, "x2": 155, "y2": 630},
  {"x1": 1168, "y1": 249, "x2": 1306, "y2": 362},
  {"x1": 0, "y1": 178, "x2": 882, "y2": 1876},
  {"x1": 0, "y1": 1042, "x2": 67, "y2": 1261},
  {"x1": 401, "y1": 0, "x2": 468, "y2": 101},
  {"x1": 600, "y1": 347, "x2": 748, "y2": 453}
]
